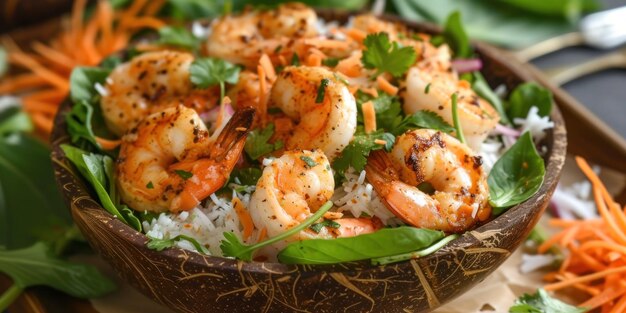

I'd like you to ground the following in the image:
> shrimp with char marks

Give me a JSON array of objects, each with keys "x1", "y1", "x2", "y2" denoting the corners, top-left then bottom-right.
[
  {"x1": 366, "y1": 129, "x2": 491, "y2": 233},
  {"x1": 116, "y1": 105, "x2": 254, "y2": 213}
]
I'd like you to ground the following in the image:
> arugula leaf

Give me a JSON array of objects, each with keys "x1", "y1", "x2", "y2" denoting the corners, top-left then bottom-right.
[
  {"x1": 221, "y1": 201, "x2": 333, "y2": 261},
  {"x1": 472, "y1": 71, "x2": 511, "y2": 125},
  {"x1": 61, "y1": 145, "x2": 141, "y2": 230},
  {"x1": 69, "y1": 66, "x2": 111, "y2": 103},
  {"x1": 244, "y1": 123, "x2": 283, "y2": 160},
  {"x1": 391, "y1": 111, "x2": 454, "y2": 136},
  {"x1": 442, "y1": 11, "x2": 472, "y2": 58},
  {"x1": 509, "y1": 288, "x2": 586, "y2": 313},
  {"x1": 0, "y1": 242, "x2": 115, "y2": 298},
  {"x1": 507, "y1": 82, "x2": 553, "y2": 122},
  {"x1": 310, "y1": 219, "x2": 340, "y2": 233},
  {"x1": 0, "y1": 46, "x2": 7, "y2": 78},
  {"x1": 278, "y1": 227, "x2": 444, "y2": 264},
  {"x1": 332, "y1": 129, "x2": 395, "y2": 174},
  {"x1": 230, "y1": 168, "x2": 262, "y2": 186},
  {"x1": 156, "y1": 26, "x2": 200, "y2": 51},
  {"x1": 488, "y1": 132, "x2": 545, "y2": 213},
  {"x1": 147, "y1": 235, "x2": 208, "y2": 254},
  {"x1": 190, "y1": 57, "x2": 240, "y2": 99},
  {"x1": 361, "y1": 32, "x2": 417, "y2": 77}
]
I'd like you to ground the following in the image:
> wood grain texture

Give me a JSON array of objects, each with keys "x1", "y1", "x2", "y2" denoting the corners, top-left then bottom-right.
[{"x1": 49, "y1": 12, "x2": 567, "y2": 313}]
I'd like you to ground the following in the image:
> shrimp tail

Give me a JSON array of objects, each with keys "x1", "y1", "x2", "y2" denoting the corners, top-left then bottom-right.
[
  {"x1": 212, "y1": 106, "x2": 256, "y2": 161},
  {"x1": 365, "y1": 150, "x2": 399, "y2": 183}
]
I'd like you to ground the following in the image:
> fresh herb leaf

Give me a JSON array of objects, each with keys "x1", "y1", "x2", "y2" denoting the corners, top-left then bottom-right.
[
  {"x1": 244, "y1": 123, "x2": 283, "y2": 160},
  {"x1": 267, "y1": 107, "x2": 283, "y2": 115},
  {"x1": 290, "y1": 53, "x2": 300, "y2": 66},
  {"x1": 278, "y1": 227, "x2": 444, "y2": 264},
  {"x1": 0, "y1": 242, "x2": 115, "y2": 298},
  {"x1": 332, "y1": 129, "x2": 395, "y2": 173},
  {"x1": 300, "y1": 156, "x2": 318, "y2": 168},
  {"x1": 66, "y1": 100, "x2": 98, "y2": 149},
  {"x1": 450, "y1": 93, "x2": 466, "y2": 144},
  {"x1": 322, "y1": 57, "x2": 340, "y2": 67},
  {"x1": 361, "y1": 32, "x2": 417, "y2": 77},
  {"x1": 190, "y1": 57, "x2": 240, "y2": 100},
  {"x1": 488, "y1": 132, "x2": 545, "y2": 213},
  {"x1": 156, "y1": 26, "x2": 200, "y2": 51},
  {"x1": 391, "y1": 111, "x2": 455, "y2": 136},
  {"x1": 442, "y1": 11, "x2": 472, "y2": 58},
  {"x1": 355, "y1": 91, "x2": 402, "y2": 131},
  {"x1": 0, "y1": 46, "x2": 7, "y2": 78},
  {"x1": 61, "y1": 145, "x2": 141, "y2": 230},
  {"x1": 100, "y1": 55, "x2": 122, "y2": 70},
  {"x1": 174, "y1": 169, "x2": 193, "y2": 180},
  {"x1": 507, "y1": 82, "x2": 553, "y2": 122},
  {"x1": 316, "y1": 78, "x2": 330, "y2": 103},
  {"x1": 221, "y1": 201, "x2": 333, "y2": 261},
  {"x1": 424, "y1": 83, "x2": 431, "y2": 94},
  {"x1": 69, "y1": 66, "x2": 111, "y2": 103},
  {"x1": 146, "y1": 181, "x2": 154, "y2": 189},
  {"x1": 230, "y1": 168, "x2": 262, "y2": 186},
  {"x1": 0, "y1": 133, "x2": 70, "y2": 249},
  {"x1": 310, "y1": 219, "x2": 340, "y2": 233},
  {"x1": 0, "y1": 108, "x2": 32, "y2": 135},
  {"x1": 472, "y1": 71, "x2": 511, "y2": 125},
  {"x1": 509, "y1": 288, "x2": 586, "y2": 313},
  {"x1": 147, "y1": 235, "x2": 208, "y2": 254}
]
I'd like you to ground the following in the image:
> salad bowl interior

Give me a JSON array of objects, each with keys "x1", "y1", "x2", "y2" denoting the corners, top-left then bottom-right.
[{"x1": 50, "y1": 11, "x2": 567, "y2": 313}]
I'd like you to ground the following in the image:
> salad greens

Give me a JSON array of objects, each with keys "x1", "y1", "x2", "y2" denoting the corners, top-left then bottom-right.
[
  {"x1": 508, "y1": 82, "x2": 553, "y2": 122},
  {"x1": 221, "y1": 201, "x2": 334, "y2": 261},
  {"x1": 69, "y1": 67, "x2": 111, "y2": 103},
  {"x1": 371, "y1": 234, "x2": 459, "y2": 265},
  {"x1": 147, "y1": 235, "x2": 209, "y2": 254},
  {"x1": 442, "y1": 11, "x2": 472, "y2": 59},
  {"x1": 278, "y1": 227, "x2": 444, "y2": 264},
  {"x1": 156, "y1": 25, "x2": 200, "y2": 51},
  {"x1": 190, "y1": 57, "x2": 241, "y2": 100},
  {"x1": 509, "y1": 289, "x2": 586, "y2": 313},
  {"x1": 472, "y1": 71, "x2": 511, "y2": 125},
  {"x1": 390, "y1": 111, "x2": 455, "y2": 136},
  {"x1": 361, "y1": 32, "x2": 417, "y2": 77},
  {"x1": 488, "y1": 132, "x2": 545, "y2": 213}
]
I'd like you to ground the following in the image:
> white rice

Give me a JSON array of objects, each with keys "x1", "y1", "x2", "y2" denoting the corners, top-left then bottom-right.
[
  {"x1": 191, "y1": 21, "x2": 212, "y2": 39},
  {"x1": 332, "y1": 168, "x2": 402, "y2": 225},
  {"x1": 94, "y1": 82, "x2": 109, "y2": 97}
]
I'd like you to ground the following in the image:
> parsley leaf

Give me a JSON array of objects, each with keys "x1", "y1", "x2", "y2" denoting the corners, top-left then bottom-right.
[
  {"x1": 229, "y1": 168, "x2": 262, "y2": 186},
  {"x1": 190, "y1": 57, "x2": 240, "y2": 99},
  {"x1": 156, "y1": 26, "x2": 200, "y2": 51},
  {"x1": 174, "y1": 170, "x2": 193, "y2": 180},
  {"x1": 310, "y1": 219, "x2": 341, "y2": 233},
  {"x1": 361, "y1": 32, "x2": 417, "y2": 77},
  {"x1": 244, "y1": 123, "x2": 283, "y2": 160},
  {"x1": 332, "y1": 129, "x2": 395, "y2": 174},
  {"x1": 391, "y1": 111, "x2": 455, "y2": 136},
  {"x1": 509, "y1": 289, "x2": 586, "y2": 313}
]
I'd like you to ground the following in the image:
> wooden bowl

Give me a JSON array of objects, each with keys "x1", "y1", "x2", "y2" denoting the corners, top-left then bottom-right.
[{"x1": 50, "y1": 13, "x2": 567, "y2": 313}]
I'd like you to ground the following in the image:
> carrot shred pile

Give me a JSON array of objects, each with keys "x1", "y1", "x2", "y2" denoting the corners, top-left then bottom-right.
[
  {"x1": 1, "y1": 0, "x2": 166, "y2": 136},
  {"x1": 541, "y1": 156, "x2": 626, "y2": 312}
]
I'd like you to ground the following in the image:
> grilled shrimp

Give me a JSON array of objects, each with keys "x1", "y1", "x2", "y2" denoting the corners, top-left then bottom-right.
[
  {"x1": 366, "y1": 129, "x2": 491, "y2": 233},
  {"x1": 101, "y1": 50, "x2": 217, "y2": 136},
  {"x1": 205, "y1": 3, "x2": 318, "y2": 68},
  {"x1": 402, "y1": 48, "x2": 499, "y2": 150},
  {"x1": 270, "y1": 66, "x2": 357, "y2": 161},
  {"x1": 116, "y1": 105, "x2": 254, "y2": 213},
  {"x1": 249, "y1": 150, "x2": 382, "y2": 249}
]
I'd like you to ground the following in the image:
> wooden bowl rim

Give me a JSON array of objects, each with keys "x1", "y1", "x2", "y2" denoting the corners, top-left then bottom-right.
[{"x1": 50, "y1": 12, "x2": 567, "y2": 277}]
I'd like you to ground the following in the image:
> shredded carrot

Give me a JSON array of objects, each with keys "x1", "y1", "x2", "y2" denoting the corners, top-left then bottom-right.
[
  {"x1": 0, "y1": 74, "x2": 48, "y2": 93},
  {"x1": 302, "y1": 38, "x2": 350, "y2": 50},
  {"x1": 95, "y1": 137, "x2": 122, "y2": 150},
  {"x1": 360, "y1": 87, "x2": 379, "y2": 98},
  {"x1": 362, "y1": 101, "x2": 376, "y2": 134},
  {"x1": 257, "y1": 227, "x2": 268, "y2": 242},
  {"x1": 344, "y1": 28, "x2": 366, "y2": 43},
  {"x1": 376, "y1": 76, "x2": 398, "y2": 96},
  {"x1": 232, "y1": 197, "x2": 254, "y2": 241},
  {"x1": 539, "y1": 156, "x2": 626, "y2": 311},
  {"x1": 259, "y1": 54, "x2": 276, "y2": 83},
  {"x1": 306, "y1": 53, "x2": 322, "y2": 67}
]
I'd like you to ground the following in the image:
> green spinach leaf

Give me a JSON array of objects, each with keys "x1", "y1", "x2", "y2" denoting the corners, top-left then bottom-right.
[
  {"x1": 0, "y1": 242, "x2": 115, "y2": 298},
  {"x1": 278, "y1": 227, "x2": 444, "y2": 264},
  {"x1": 442, "y1": 11, "x2": 471, "y2": 58},
  {"x1": 507, "y1": 82, "x2": 553, "y2": 122},
  {"x1": 488, "y1": 132, "x2": 545, "y2": 213}
]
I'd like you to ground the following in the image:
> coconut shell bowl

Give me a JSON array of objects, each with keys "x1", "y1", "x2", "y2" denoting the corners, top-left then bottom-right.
[{"x1": 50, "y1": 11, "x2": 567, "y2": 313}]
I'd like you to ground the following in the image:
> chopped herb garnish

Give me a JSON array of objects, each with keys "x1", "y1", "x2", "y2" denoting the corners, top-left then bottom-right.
[
  {"x1": 267, "y1": 107, "x2": 283, "y2": 115},
  {"x1": 147, "y1": 235, "x2": 208, "y2": 254},
  {"x1": 361, "y1": 32, "x2": 417, "y2": 77},
  {"x1": 333, "y1": 73, "x2": 350, "y2": 86},
  {"x1": 310, "y1": 219, "x2": 341, "y2": 233},
  {"x1": 316, "y1": 78, "x2": 330, "y2": 103},
  {"x1": 244, "y1": 123, "x2": 283, "y2": 160},
  {"x1": 424, "y1": 83, "x2": 431, "y2": 94},
  {"x1": 174, "y1": 170, "x2": 193, "y2": 180},
  {"x1": 300, "y1": 156, "x2": 318, "y2": 168},
  {"x1": 290, "y1": 53, "x2": 300, "y2": 66},
  {"x1": 146, "y1": 181, "x2": 154, "y2": 189},
  {"x1": 274, "y1": 45, "x2": 283, "y2": 53},
  {"x1": 332, "y1": 128, "x2": 395, "y2": 173},
  {"x1": 322, "y1": 57, "x2": 340, "y2": 67}
]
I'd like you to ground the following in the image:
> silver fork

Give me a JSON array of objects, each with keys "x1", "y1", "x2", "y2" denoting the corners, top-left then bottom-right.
[{"x1": 515, "y1": 6, "x2": 626, "y2": 62}]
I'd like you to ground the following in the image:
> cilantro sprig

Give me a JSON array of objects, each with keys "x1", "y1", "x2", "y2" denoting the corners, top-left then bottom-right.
[
  {"x1": 244, "y1": 123, "x2": 284, "y2": 160},
  {"x1": 332, "y1": 128, "x2": 394, "y2": 174},
  {"x1": 509, "y1": 289, "x2": 586, "y2": 313},
  {"x1": 361, "y1": 32, "x2": 417, "y2": 77},
  {"x1": 190, "y1": 57, "x2": 240, "y2": 100}
]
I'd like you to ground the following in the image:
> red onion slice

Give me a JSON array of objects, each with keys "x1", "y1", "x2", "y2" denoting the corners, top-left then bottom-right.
[{"x1": 451, "y1": 58, "x2": 482, "y2": 73}]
